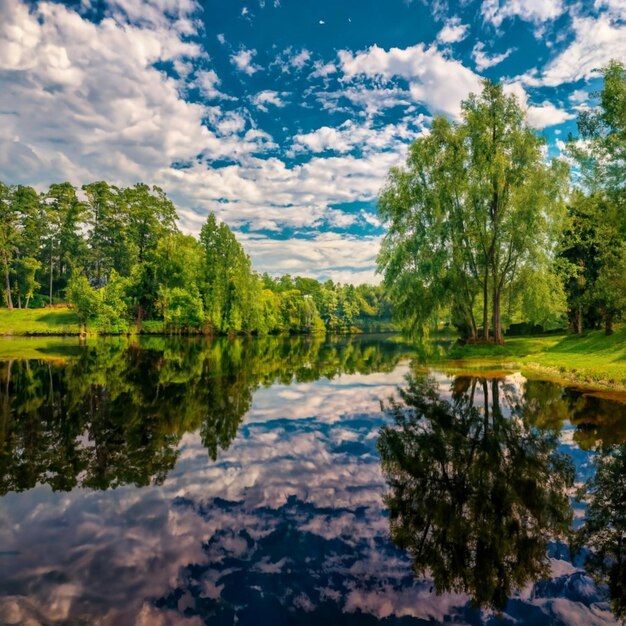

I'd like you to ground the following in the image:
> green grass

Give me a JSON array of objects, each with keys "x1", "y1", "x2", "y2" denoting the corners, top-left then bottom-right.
[
  {"x1": 441, "y1": 328, "x2": 626, "y2": 390},
  {"x1": 0, "y1": 307, "x2": 81, "y2": 336}
]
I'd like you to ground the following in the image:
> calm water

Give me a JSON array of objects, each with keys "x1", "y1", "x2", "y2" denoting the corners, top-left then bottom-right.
[{"x1": 0, "y1": 335, "x2": 625, "y2": 625}]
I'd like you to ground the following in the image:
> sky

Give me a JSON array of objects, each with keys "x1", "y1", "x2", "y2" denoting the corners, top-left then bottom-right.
[{"x1": 0, "y1": 0, "x2": 625, "y2": 284}]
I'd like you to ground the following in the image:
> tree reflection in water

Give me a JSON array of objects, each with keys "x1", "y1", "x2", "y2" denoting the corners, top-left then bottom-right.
[
  {"x1": 378, "y1": 373, "x2": 575, "y2": 610},
  {"x1": 0, "y1": 334, "x2": 412, "y2": 494},
  {"x1": 576, "y1": 444, "x2": 626, "y2": 621}
]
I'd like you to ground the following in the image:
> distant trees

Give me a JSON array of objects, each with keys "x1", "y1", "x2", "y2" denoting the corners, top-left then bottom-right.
[
  {"x1": 0, "y1": 179, "x2": 389, "y2": 335},
  {"x1": 378, "y1": 80, "x2": 569, "y2": 343}
]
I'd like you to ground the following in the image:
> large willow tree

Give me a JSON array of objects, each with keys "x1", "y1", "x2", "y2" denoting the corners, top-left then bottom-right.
[{"x1": 378, "y1": 80, "x2": 569, "y2": 343}]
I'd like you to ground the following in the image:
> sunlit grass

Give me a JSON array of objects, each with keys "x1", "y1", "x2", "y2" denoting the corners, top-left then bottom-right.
[
  {"x1": 0, "y1": 307, "x2": 81, "y2": 335},
  {"x1": 444, "y1": 327, "x2": 626, "y2": 389}
]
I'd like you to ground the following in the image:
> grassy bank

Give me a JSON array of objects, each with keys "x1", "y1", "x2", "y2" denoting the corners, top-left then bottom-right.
[
  {"x1": 445, "y1": 328, "x2": 626, "y2": 390},
  {"x1": 0, "y1": 307, "x2": 81, "y2": 335}
]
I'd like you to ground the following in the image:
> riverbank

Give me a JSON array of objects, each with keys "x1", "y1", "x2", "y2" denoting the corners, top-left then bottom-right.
[
  {"x1": 2, "y1": 308, "x2": 626, "y2": 392},
  {"x1": 0, "y1": 307, "x2": 81, "y2": 335},
  {"x1": 444, "y1": 328, "x2": 626, "y2": 391}
]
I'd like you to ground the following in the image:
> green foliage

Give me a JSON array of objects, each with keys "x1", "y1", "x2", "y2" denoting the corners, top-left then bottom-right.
[
  {"x1": 1, "y1": 177, "x2": 389, "y2": 335},
  {"x1": 561, "y1": 62, "x2": 626, "y2": 335},
  {"x1": 378, "y1": 80, "x2": 569, "y2": 343}
]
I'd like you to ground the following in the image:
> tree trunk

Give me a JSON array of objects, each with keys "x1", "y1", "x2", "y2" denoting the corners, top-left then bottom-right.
[
  {"x1": 2, "y1": 250, "x2": 13, "y2": 309},
  {"x1": 49, "y1": 248, "x2": 53, "y2": 306},
  {"x1": 482, "y1": 268, "x2": 489, "y2": 342},
  {"x1": 576, "y1": 302, "x2": 583, "y2": 335},
  {"x1": 492, "y1": 283, "x2": 503, "y2": 345},
  {"x1": 605, "y1": 312, "x2": 613, "y2": 336},
  {"x1": 136, "y1": 304, "x2": 143, "y2": 333},
  {"x1": 25, "y1": 295, "x2": 30, "y2": 309}
]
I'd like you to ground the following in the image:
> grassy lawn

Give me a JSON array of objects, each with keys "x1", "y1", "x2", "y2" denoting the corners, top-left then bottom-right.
[
  {"x1": 0, "y1": 307, "x2": 81, "y2": 336},
  {"x1": 443, "y1": 328, "x2": 626, "y2": 389}
]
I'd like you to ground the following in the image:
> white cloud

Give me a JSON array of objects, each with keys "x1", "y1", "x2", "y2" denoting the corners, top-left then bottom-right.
[
  {"x1": 503, "y1": 82, "x2": 574, "y2": 128},
  {"x1": 526, "y1": 101, "x2": 575, "y2": 128},
  {"x1": 230, "y1": 47, "x2": 262, "y2": 75},
  {"x1": 291, "y1": 49, "x2": 311, "y2": 70},
  {"x1": 436, "y1": 17, "x2": 469, "y2": 44},
  {"x1": 481, "y1": 0, "x2": 564, "y2": 27},
  {"x1": 595, "y1": 0, "x2": 626, "y2": 21},
  {"x1": 294, "y1": 126, "x2": 351, "y2": 153},
  {"x1": 309, "y1": 60, "x2": 337, "y2": 79},
  {"x1": 338, "y1": 43, "x2": 482, "y2": 119},
  {"x1": 472, "y1": 41, "x2": 514, "y2": 70},
  {"x1": 252, "y1": 90, "x2": 287, "y2": 112},
  {"x1": 293, "y1": 119, "x2": 420, "y2": 155},
  {"x1": 195, "y1": 69, "x2": 233, "y2": 100},
  {"x1": 240, "y1": 232, "x2": 382, "y2": 283},
  {"x1": 270, "y1": 47, "x2": 312, "y2": 74},
  {"x1": 521, "y1": 15, "x2": 626, "y2": 87},
  {"x1": 568, "y1": 89, "x2": 588, "y2": 103},
  {"x1": 0, "y1": 0, "x2": 211, "y2": 184}
]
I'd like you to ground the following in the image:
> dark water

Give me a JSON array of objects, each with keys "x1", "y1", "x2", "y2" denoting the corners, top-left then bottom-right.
[{"x1": 0, "y1": 335, "x2": 625, "y2": 625}]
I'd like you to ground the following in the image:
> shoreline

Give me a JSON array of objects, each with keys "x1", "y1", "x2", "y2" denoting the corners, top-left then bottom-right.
[{"x1": 2, "y1": 322, "x2": 626, "y2": 396}]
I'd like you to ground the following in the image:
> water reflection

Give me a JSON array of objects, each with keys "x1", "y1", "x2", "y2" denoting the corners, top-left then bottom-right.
[
  {"x1": 0, "y1": 335, "x2": 413, "y2": 494},
  {"x1": 1, "y1": 340, "x2": 626, "y2": 625},
  {"x1": 576, "y1": 444, "x2": 626, "y2": 620},
  {"x1": 378, "y1": 374, "x2": 576, "y2": 610}
]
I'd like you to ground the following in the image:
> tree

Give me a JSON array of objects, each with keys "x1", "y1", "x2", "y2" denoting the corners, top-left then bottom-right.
[
  {"x1": 44, "y1": 183, "x2": 87, "y2": 304},
  {"x1": 378, "y1": 81, "x2": 568, "y2": 343},
  {"x1": 83, "y1": 181, "x2": 130, "y2": 283},
  {"x1": 154, "y1": 233, "x2": 205, "y2": 332},
  {"x1": 66, "y1": 274, "x2": 98, "y2": 332},
  {"x1": 0, "y1": 182, "x2": 17, "y2": 309},
  {"x1": 573, "y1": 60, "x2": 626, "y2": 199},
  {"x1": 199, "y1": 213, "x2": 261, "y2": 334},
  {"x1": 562, "y1": 61, "x2": 626, "y2": 334}
]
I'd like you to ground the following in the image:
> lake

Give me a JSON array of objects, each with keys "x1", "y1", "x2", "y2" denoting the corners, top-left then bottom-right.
[{"x1": 0, "y1": 335, "x2": 624, "y2": 625}]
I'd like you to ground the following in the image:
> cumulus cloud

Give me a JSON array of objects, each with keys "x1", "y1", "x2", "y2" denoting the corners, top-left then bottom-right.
[
  {"x1": 504, "y1": 81, "x2": 574, "y2": 128},
  {"x1": 526, "y1": 100, "x2": 575, "y2": 128},
  {"x1": 594, "y1": 0, "x2": 626, "y2": 21},
  {"x1": 521, "y1": 14, "x2": 626, "y2": 87},
  {"x1": 230, "y1": 46, "x2": 262, "y2": 75},
  {"x1": 472, "y1": 41, "x2": 514, "y2": 70},
  {"x1": 436, "y1": 17, "x2": 469, "y2": 44},
  {"x1": 481, "y1": 0, "x2": 564, "y2": 27},
  {"x1": 240, "y1": 232, "x2": 382, "y2": 283},
  {"x1": 252, "y1": 90, "x2": 287, "y2": 112},
  {"x1": 309, "y1": 59, "x2": 337, "y2": 79},
  {"x1": 0, "y1": 0, "x2": 210, "y2": 184},
  {"x1": 338, "y1": 43, "x2": 482, "y2": 118},
  {"x1": 196, "y1": 68, "x2": 233, "y2": 100},
  {"x1": 293, "y1": 119, "x2": 418, "y2": 155}
]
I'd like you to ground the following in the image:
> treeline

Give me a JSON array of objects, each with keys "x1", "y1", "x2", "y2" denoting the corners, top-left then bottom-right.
[
  {"x1": 0, "y1": 181, "x2": 391, "y2": 334},
  {"x1": 379, "y1": 60, "x2": 626, "y2": 342}
]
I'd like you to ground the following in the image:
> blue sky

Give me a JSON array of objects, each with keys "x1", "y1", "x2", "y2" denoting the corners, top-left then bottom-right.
[{"x1": 1, "y1": 0, "x2": 624, "y2": 283}]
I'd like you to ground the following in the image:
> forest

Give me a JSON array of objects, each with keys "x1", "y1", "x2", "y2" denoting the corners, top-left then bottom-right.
[
  {"x1": 0, "y1": 181, "x2": 391, "y2": 335},
  {"x1": 0, "y1": 61, "x2": 624, "y2": 341}
]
